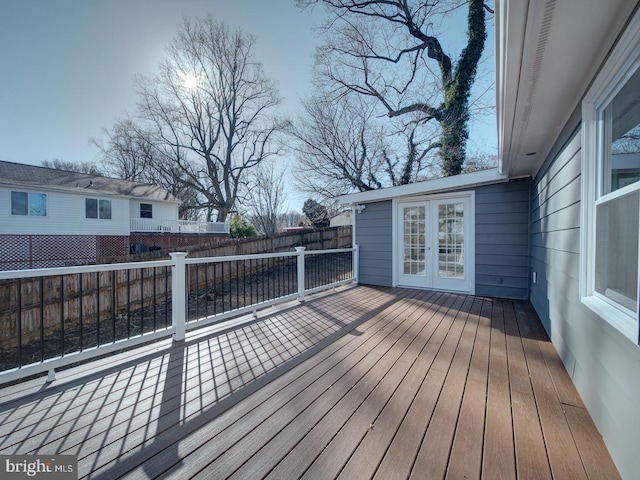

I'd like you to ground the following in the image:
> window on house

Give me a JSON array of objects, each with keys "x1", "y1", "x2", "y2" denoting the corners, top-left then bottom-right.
[
  {"x1": 86, "y1": 198, "x2": 112, "y2": 219},
  {"x1": 140, "y1": 203, "x2": 153, "y2": 219},
  {"x1": 582, "y1": 22, "x2": 640, "y2": 343},
  {"x1": 11, "y1": 191, "x2": 47, "y2": 216}
]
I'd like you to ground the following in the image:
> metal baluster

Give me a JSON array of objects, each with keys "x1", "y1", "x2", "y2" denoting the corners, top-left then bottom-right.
[
  {"x1": 79, "y1": 273, "x2": 83, "y2": 352},
  {"x1": 40, "y1": 277, "x2": 44, "y2": 362},
  {"x1": 17, "y1": 279, "x2": 22, "y2": 368},
  {"x1": 60, "y1": 275, "x2": 65, "y2": 356},
  {"x1": 96, "y1": 271, "x2": 100, "y2": 346}
]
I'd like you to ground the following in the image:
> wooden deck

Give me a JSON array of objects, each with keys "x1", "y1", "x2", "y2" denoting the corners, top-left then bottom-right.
[{"x1": 0, "y1": 285, "x2": 620, "y2": 479}]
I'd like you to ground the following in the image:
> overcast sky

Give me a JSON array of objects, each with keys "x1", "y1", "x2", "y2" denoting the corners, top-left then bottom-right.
[{"x1": 0, "y1": 0, "x2": 495, "y2": 212}]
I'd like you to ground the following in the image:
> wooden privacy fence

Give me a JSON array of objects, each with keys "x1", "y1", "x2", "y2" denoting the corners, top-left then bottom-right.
[{"x1": 127, "y1": 226, "x2": 352, "y2": 261}]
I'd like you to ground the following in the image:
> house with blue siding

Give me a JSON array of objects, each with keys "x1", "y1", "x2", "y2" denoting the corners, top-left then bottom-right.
[{"x1": 341, "y1": 0, "x2": 640, "y2": 477}]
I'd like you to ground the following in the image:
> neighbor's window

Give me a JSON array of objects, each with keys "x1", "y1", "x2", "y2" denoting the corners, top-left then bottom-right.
[
  {"x1": 582, "y1": 38, "x2": 640, "y2": 343},
  {"x1": 86, "y1": 198, "x2": 112, "y2": 219},
  {"x1": 140, "y1": 203, "x2": 153, "y2": 219},
  {"x1": 11, "y1": 191, "x2": 47, "y2": 216}
]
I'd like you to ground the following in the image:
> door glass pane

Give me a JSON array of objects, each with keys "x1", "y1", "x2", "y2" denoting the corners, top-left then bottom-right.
[
  {"x1": 403, "y1": 206, "x2": 426, "y2": 276},
  {"x1": 438, "y1": 202, "x2": 464, "y2": 279}
]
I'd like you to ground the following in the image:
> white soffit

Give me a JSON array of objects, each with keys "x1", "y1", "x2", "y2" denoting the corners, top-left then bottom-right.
[{"x1": 498, "y1": 0, "x2": 636, "y2": 178}]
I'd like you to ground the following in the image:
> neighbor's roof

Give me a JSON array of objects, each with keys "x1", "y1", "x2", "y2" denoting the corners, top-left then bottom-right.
[
  {"x1": 339, "y1": 168, "x2": 508, "y2": 204},
  {"x1": 0, "y1": 160, "x2": 181, "y2": 203}
]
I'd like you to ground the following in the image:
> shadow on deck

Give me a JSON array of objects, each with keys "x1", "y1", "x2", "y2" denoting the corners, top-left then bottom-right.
[{"x1": 0, "y1": 285, "x2": 620, "y2": 479}]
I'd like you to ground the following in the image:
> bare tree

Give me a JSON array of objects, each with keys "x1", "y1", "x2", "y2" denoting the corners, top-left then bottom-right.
[
  {"x1": 278, "y1": 211, "x2": 304, "y2": 230},
  {"x1": 133, "y1": 16, "x2": 286, "y2": 222},
  {"x1": 382, "y1": 120, "x2": 443, "y2": 185},
  {"x1": 245, "y1": 163, "x2": 287, "y2": 237},
  {"x1": 462, "y1": 145, "x2": 498, "y2": 172},
  {"x1": 289, "y1": 88, "x2": 444, "y2": 198},
  {"x1": 91, "y1": 117, "x2": 202, "y2": 220},
  {"x1": 41, "y1": 158, "x2": 102, "y2": 175},
  {"x1": 298, "y1": 0, "x2": 492, "y2": 176},
  {"x1": 91, "y1": 116, "x2": 154, "y2": 181},
  {"x1": 288, "y1": 92, "x2": 387, "y2": 199}
]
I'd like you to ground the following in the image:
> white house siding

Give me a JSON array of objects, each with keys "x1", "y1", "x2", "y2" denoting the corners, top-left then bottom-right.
[
  {"x1": 0, "y1": 187, "x2": 129, "y2": 236},
  {"x1": 530, "y1": 114, "x2": 640, "y2": 479},
  {"x1": 129, "y1": 200, "x2": 178, "y2": 221}
]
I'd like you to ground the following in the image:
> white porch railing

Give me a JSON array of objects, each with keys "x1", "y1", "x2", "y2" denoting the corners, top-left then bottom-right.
[
  {"x1": 0, "y1": 246, "x2": 358, "y2": 385},
  {"x1": 130, "y1": 218, "x2": 229, "y2": 234}
]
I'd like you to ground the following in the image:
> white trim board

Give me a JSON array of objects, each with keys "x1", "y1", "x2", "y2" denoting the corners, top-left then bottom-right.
[{"x1": 339, "y1": 169, "x2": 508, "y2": 205}]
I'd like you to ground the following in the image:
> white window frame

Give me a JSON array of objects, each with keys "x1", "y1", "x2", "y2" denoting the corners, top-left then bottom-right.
[
  {"x1": 85, "y1": 198, "x2": 112, "y2": 220},
  {"x1": 10, "y1": 191, "x2": 47, "y2": 217},
  {"x1": 581, "y1": 9, "x2": 640, "y2": 344}
]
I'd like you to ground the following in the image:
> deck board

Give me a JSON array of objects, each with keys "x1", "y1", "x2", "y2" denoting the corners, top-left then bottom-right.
[
  {"x1": 249, "y1": 291, "x2": 445, "y2": 480},
  {"x1": 504, "y1": 299, "x2": 552, "y2": 480},
  {"x1": 0, "y1": 286, "x2": 621, "y2": 480},
  {"x1": 411, "y1": 296, "x2": 479, "y2": 479},
  {"x1": 445, "y1": 297, "x2": 489, "y2": 480}
]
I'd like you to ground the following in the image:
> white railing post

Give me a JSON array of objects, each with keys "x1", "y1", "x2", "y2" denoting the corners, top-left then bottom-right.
[
  {"x1": 296, "y1": 247, "x2": 306, "y2": 302},
  {"x1": 353, "y1": 244, "x2": 360, "y2": 284},
  {"x1": 170, "y1": 252, "x2": 188, "y2": 341}
]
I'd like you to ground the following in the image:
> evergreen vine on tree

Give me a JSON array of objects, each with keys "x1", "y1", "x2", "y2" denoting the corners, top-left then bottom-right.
[{"x1": 298, "y1": 0, "x2": 492, "y2": 177}]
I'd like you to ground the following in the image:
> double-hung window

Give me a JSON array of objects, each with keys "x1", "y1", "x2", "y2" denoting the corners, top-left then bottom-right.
[{"x1": 582, "y1": 13, "x2": 640, "y2": 344}]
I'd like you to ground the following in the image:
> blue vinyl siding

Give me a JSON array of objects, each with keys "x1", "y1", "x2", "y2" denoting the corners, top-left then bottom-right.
[
  {"x1": 355, "y1": 200, "x2": 393, "y2": 286},
  {"x1": 354, "y1": 179, "x2": 531, "y2": 298},
  {"x1": 530, "y1": 114, "x2": 640, "y2": 479},
  {"x1": 474, "y1": 178, "x2": 531, "y2": 299}
]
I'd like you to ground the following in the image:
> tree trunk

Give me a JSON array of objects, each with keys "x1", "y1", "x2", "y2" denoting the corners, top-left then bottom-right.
[
  {"x1": 439, "y1": 111, "x2": 468, "y2": 177},
  {"x1": 438, "y1": 0, "x2": 486, "y2": 177}
]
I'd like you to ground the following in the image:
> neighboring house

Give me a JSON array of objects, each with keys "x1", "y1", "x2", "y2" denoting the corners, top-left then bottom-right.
[
  {"x1": 0, "y1": 160, "x2": 228, "y2": 269},
  {"x1": 340, "y1": 1, "x2": 640, "y2": 478}
]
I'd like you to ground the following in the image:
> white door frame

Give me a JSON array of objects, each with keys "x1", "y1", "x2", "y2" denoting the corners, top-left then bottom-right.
[{"x1": 392, "y1": 191, "x2": 475, "y2": 294}]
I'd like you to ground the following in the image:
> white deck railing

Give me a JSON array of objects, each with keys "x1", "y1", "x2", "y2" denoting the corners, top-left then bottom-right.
[
  {"x1": 130, "y1": 218, "x2": 229, "y2": 234},
  {"x1": 0, "y1": 246, "x2": 358, "y2": 385}
]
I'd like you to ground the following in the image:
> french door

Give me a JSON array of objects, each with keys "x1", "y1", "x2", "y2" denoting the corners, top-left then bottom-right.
[{"x1": 397, "y1": 196, "x2": 472, "y2": 293}]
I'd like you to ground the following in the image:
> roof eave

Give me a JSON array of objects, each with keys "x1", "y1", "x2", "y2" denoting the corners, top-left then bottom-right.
[{"x1": 339, "y1": 169, "x2": 509, "y2": 205}]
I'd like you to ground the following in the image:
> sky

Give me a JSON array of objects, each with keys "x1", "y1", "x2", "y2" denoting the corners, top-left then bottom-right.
[{"x1": 0, "y1": 0, "x2": 496, "y2": 213}]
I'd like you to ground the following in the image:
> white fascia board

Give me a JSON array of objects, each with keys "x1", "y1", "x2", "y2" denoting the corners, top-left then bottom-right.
[
  {"x1": 338, "y1": 168, "x2": 509, "y2": 205},
  {"x1": 495, "y1": 0, "x2": 528, "y2": 177}
]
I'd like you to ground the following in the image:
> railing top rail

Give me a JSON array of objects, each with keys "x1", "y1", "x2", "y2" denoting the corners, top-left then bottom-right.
[
  {"x1": 0, "y1": 259, "x2": 174, "y2": 280},
  {"x1": 185, "y1": 250, "x2": 299, "y2": 265},
  {"x1": 0, "y1": 247, "x2": 356, "y2": 280},
  {"x1": 302, "y1": 247, "x2": 356, "y2": 256},
  {"x1": 183, "y1": 247, "x2": 356, "y2": 266}
]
